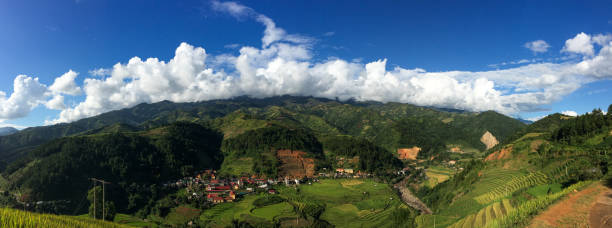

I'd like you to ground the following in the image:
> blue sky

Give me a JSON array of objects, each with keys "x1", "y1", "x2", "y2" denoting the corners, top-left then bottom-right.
[{"x1": 1, "y1": 0, "x2": 611, "y2": 128}]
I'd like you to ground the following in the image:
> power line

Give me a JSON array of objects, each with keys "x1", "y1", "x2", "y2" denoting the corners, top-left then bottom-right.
[
  {"x1": 89, "y1": 178, "x2": 111, "y2": 220},
  {"x1": 72, "y1": 181, "x2": 94, "y2": 215}
]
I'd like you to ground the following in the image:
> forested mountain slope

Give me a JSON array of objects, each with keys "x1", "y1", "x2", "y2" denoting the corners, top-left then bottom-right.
[
  {"x1": 0, "y1": 96, "x2": 526, "y2": 164},
  {"x1": 1, "y1": 122, "x2": 223, "y2": 215}
]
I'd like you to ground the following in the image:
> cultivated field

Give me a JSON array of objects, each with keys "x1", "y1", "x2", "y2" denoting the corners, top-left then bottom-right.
[
  {"x1": 424, "y1": 166, "x2": 454, "y2": 188},
  {"x1": 199, "y1": 179, "x2": 405, "y2": 227}
]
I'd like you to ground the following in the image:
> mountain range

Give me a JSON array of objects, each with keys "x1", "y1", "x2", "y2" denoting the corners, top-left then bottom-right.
[{"x1": 0, "y1": 127, "x2": 18, "y2": 136}]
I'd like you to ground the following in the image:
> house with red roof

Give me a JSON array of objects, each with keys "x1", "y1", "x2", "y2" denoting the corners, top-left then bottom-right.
[
  {"x1": 213, "y1": 196, "x2": 224, "y2": 204},
  {"x1": 215, "y1": 186, "x2": 231, "y2": 191}
]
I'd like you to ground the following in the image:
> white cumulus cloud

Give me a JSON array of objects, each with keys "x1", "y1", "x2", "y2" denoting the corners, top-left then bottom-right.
[
  {"x1": 0, "y1": 75, "x2": 48, "y2": 120},
  {"x1": 593, "y1": 34, "x2": 612, "y2": 46},
  {"x1": 524, "y1": 40, "x2": 551, "y2": 53},
  {"x1": 3, "y1": 1, "x2": 612, "y2": 126},
  {"x1": 45, "y1": 95, "x2": 66, "y2": 110},
  {"x1": 562, "y1": 32, "x2": 594, "y2": 56},
  {"x1": 49, "y1": 70, "x2": 81, "y2": 95}
]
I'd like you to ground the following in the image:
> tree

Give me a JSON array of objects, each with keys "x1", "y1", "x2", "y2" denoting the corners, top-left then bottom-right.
[{"x1": 88, "y1": 186, "x2": 116, "y2": 221}]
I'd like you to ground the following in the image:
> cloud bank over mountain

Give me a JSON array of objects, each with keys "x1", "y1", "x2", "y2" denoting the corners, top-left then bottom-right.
[{"x1": 1, "y1": 1, "x2": 611, "y2": 125}]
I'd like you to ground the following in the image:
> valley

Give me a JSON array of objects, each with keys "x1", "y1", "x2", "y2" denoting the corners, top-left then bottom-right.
[{"x1": 0, "y1": 96, "x2": 610, "y2": 227}]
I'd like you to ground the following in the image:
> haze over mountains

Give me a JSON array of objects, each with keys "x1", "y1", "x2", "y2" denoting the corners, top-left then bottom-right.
[{"x1": 0, "y1": 127, "x2": 17, "y2": 136}]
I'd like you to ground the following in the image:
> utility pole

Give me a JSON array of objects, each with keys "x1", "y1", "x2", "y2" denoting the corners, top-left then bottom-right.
[
  {"x1": 92, "y1": 180, "x2": 96, "y2": 219},
  {"x1": 89, "y1": 178, "x2": 111, "y2": 220}
]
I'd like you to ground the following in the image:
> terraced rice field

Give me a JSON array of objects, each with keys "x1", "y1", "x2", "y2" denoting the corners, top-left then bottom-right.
[
  {"x1": 200, "y1": 179, "x2": 402, "y2": 227},
  {"x1": 466, "y1": 169, "x2": 524, "y2": 197},
  {"x1": 0, "y1": 208, "x2": 130, "y2": 228},
  {"x1": 416, "y1": 169, "x2": 523, "y2": 227},
  {"x1": 304, "y1": 179, "x2": 404, "y2": 227},
  {"x1": 424, "y1": 166, "x2": 454, "y2": 188},
  {"x1": 448, "y1": 199, "x2": 514, "y2": 228},
  {"x1": 474, "y1": 172, "x2": 549, "y2": 204}
]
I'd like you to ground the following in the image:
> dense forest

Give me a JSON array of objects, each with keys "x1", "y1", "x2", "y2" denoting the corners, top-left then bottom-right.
[
  {"x1": 221, "y1": 125, "x2": 323, "y2": 158},
  {"x1": 552, "y1": 108, "x2": 612, "y2": 144},
  {"x1": 2, "y1": 122, "x2": 223, "y2": 215},
  {"x1": 321, "y1": 136, "x2": 403, "y2": 173}
]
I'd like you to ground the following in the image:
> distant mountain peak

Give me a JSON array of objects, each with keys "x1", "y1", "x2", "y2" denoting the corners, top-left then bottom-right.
[{"x1": 0, "y1": 127, "x2": 18, "y2": 136}]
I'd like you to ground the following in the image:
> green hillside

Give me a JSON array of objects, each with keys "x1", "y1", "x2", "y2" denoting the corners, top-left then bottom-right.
[
  {"x1": 0, "y1": 96, "x2": 531, "y2": 227},
  {"x1": 321, "y1": 135, "x2": 403, "y2": 173},
  {"x1": 0, "y1": 96, "x2": 526, "y2": 164},
  {"x1": 0, "y1": 207, "x2": 130, "y2": 228},
  {"x1": 2, "y1": 122, "x2": 223, "y2": 215},
  {"x1": 220, "y1": 125, "x2": 325, "y2": 176},
  {"x1": 416, "y1": 107, "x2": 612, "y2": 228}
]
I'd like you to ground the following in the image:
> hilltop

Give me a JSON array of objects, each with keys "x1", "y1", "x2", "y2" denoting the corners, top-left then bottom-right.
[{"x1": 0, "y1": 127, "x2": 17, "y2": 136}]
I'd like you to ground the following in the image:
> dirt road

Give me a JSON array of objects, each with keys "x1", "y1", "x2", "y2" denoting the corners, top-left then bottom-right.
[
  {"x1": 394, "y1": 177, "x2": 432, "y2": 214},
  {"x1": 528, "y1": 182, "x2": 612, "y2": 228},
  {"x1": 589, "y1": 185, "x2": 612, "y2": 228}
]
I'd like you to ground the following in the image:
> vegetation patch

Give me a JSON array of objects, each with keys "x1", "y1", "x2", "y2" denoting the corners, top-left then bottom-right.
[
  {"x1": 474, "y1": 171, "x2": 550, "y2": 204},
  {"x1": 487, "y1": 181, "x2": 592, "y2": 228},
  {"x1": 253, "y1": 195, "x2": 286, "y2": 208},
  {"x1": 526, "y1": 183, "x2": 562, "y2": 197},
  {"x1": 0, "y1": 207, "x2": 129, "y2": 228}
]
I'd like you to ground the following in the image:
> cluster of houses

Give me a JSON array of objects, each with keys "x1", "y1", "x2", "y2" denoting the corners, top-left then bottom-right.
[
  {"x1": 165, "y1": 170, "x2": 316, "y2": 204},
  {"x1": 329, "y1": 168, "x2": 372, "y2": 178},
  {"x1": 164, "y1": 168, "x2": 377, "y2": 205}
]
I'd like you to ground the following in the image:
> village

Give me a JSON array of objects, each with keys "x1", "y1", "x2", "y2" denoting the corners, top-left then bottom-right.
[
  {"x1": 164, "y1": 168, "x2": 375, "y2": 205},
  {"x1": 162, "y1": 146, "x2": 466, "y2": 207}
]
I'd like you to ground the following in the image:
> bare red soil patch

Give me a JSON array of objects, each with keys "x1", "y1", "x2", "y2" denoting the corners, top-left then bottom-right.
[
  {"x1": 397, "y1": 147, "x2": 420, "y2": 160},
  {"x1": 528, "y1": 183, "x2": 606, "y2": 228},
  {"x1": 485, "y1": 146, "x2": 513, "y2": 161},
  {"x1": 277, "y1": 149, "x2": 315, "y2": 178},
  {"x1": 589, "y1": 186, "x2": 612, "y2": 228}
]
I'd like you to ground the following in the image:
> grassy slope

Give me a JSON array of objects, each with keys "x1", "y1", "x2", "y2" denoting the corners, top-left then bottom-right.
[
  {"x1": 300, "y1": 179, "x2": 405, "y2": 228},
  {"x1": 112, "y1": 214, "x2": 156, "y2": 227},
  {"x1": 424, "y1": 166, "x2": 455, "y2": 188},
  {"x1": 0, "y1": 208, "x2": 130, "y2": 228},
  {"x1": 418, "y1": 112, "x2": 611, "y2": 228}
]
